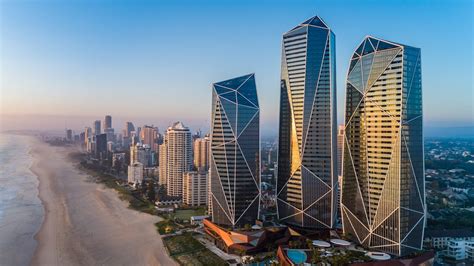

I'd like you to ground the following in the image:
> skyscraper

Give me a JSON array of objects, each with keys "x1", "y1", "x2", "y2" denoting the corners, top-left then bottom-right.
[
  {"x1": 93, "y1": 120, "x2": 101, "y2": 135},
  {"x1": 66, "y1": 129, "x2": 73, "y2": 141},
  {"x1": 141, "y1": 125, "x2": 158, "y2": 149},
  {"x1": 95, "y1": 133, "x2": 107, "y2": 160},
  {"x1": 104, "y1": 115, "x2": 112, "y2": 130},
  {"x1": 210, "y1": 73, "x2": 260, "y2": 227},
  {"x1": 341, "y1": 36, "x2": 424, "y2": 256},
  {"x1": 193, "y1": 136, "x2": 210, "y2": 171},
  {"x1": 123, "y1": 122, "x2": 135, "y2": 138},
  {"x1": 158, "y1": 142, "x2": 167, "y2": 186},
  {"x1": 84, "y1": 127, "x2": 92, "y2": 145},
  {"x1": 163, "y1": 122, "x2": 192, "y2": 197},
  {"x1": 277, "y1": 16, "x2": 337, "y2": 229}
]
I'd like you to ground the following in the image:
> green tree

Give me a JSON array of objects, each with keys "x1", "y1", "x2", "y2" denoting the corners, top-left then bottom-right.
[
  {"x1": 147, "y1": 182, "x2": 156, "y2": 202},
  {"x1": 311, "y1": 249, "x2": 321, "y2": 264}
]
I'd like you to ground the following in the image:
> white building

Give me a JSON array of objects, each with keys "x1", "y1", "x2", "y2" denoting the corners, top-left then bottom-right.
[
  {"x1": 128, "y1": 162, "x2": 144, "y2": 185},
  {"x1": 193, "y1": 136, "x2": 210, "y2": 170},
  {"x1": 158, "y1": 142, "x2": 167, "y2": 186},
  {"x1": 445, "y1": 240, "x2": 474, "y2": 261},
  {"x1": 163, "y1": 122, "x2": 192, "y2": 197},
  {"x1": 424, "y1": 229, "x2": 474, "y2": 249},
  {"x1": 182, "y1": 171, "x2": 208, "y2": 206}
]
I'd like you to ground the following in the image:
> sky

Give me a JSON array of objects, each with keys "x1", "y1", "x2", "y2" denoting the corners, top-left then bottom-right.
[{"x1": 1, "y1": 0, "x2": 473, "y2": 136}]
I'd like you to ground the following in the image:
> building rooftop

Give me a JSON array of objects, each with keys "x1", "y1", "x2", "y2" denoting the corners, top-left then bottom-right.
[{"x1": 425, "y1": 229, "x2": 474, "y2": 238}]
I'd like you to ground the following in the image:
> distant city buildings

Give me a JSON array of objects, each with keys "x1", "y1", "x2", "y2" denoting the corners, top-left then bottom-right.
[
  {"x1": 277, "y1": 16, "x2": 337, "y2": 229},
  {"x1": 141, "y1": 125, "x2": 159, "y2": 151},
  {"x1": 128, "y1": 162, "x2": 144, "y2": 185},
  {"x1": 103, "y1": 115, "x2": 112, "y2": 130},
  {"x1": 183, "y1": 171, "x2": 208, "y2": 206},
  {"x1": 162, "y1": 122, "x2": 192, "y2": 197},
  {"x1": 158, "y1": 142, "x2": 167, "y2": 186},
  {"x1": 93, "y1": 120, "x2": 101, "y2": 135},
  {"x1": 210, "y1": 73, "x2": 260, "y2": 227},
  {"x1": 193, "y1": 136, "x2": 210, "y2": 171},
  {"x1": 341, "y1": 36, "x2": 424, "y2": 256},
  {"x1": 66, "y1": 129, "x2": 73, "y2": 141},
  {"x1": 130, "y1": 142, "x2": 153, "y2": 167},
  {"x1": 84, "y1": 127, "x2": 92, "y2": 145},
  {"x1": 95, "y1": 133, "x2": 107, "y2": 160},
  {"x1": 112, "y1": 152, "x2": 126, "y2": 168}
]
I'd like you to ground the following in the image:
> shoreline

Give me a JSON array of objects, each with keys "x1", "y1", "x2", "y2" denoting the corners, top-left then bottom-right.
[{"x1": 29, "y1": 137, "x2": 176, "y2": 265}]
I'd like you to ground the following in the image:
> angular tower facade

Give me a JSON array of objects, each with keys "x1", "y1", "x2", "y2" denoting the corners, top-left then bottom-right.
[
  {"x1": 210, "y1": 74, "x2": 260, "y2": 228},
  {"x1": 341, "y1": 36, "x2": 424, "y2": 256},
  {"x1": 277, "y1": 16, "x2": 337, "y2": 229}
]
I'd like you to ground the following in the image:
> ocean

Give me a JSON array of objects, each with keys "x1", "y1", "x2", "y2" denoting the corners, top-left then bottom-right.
[{"x1": 0, "y1": 134, "x2": 44, "y2": 266}]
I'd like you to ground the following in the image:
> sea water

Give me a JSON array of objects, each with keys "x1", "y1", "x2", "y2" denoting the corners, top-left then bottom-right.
[{"x1": 0, "y1": 134, "x2": 44, "y2": 266}]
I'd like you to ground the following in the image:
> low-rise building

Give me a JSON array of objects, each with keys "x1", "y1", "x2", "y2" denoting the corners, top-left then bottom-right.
[
  {"x1": 182, "y1": 171, "x2": 208, "y2": 206},
  {"x1": 445, "y1": 240, "x2": 474, "y2": 261},
  {"x1": 424, "y1": 229, "x2": 474, "y2": 249}
]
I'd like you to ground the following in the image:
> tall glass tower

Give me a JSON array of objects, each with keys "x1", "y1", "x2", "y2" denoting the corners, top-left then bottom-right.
[
  {"x1": 341, "y1": 36, "x2": 424, "y2": 256},
  {"x1": 210, "y1": 74, "x2": 260, "y2": 227},
  {"x1": 277, "y1": 16, "x2": 337, "y2": 229}
]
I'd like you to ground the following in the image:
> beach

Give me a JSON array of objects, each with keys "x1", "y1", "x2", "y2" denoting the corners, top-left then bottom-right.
[{"x1": 29, "y1": 137, "x2": 176, "y2": 266}]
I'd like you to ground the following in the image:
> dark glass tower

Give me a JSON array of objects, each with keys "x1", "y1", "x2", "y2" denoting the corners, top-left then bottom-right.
[
  {"x1": 277, "y1": 16, "x2": 337, "y2": 229},
  {"x1": 341, "y1": 36, "x2": 424, "y2": 256},
  {"x1": 210, "y1": 74, "x2": 260, "y2": 227}
]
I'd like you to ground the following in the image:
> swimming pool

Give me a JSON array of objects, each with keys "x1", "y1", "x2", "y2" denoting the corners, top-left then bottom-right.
[{"x1": 287, "y1": 249, "x2": 307, "y2": 264}]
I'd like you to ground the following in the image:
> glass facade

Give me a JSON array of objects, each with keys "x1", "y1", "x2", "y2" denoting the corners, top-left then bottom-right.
[
  {"x1": 277, "y1": 16, "x2": 337, "y2": 229},
  {"x1": 341, "y1": 36, "x2": 424, "y2": 256},
  {"x1": 210, "y1": 74, "x2": 260, "y2": 227}
]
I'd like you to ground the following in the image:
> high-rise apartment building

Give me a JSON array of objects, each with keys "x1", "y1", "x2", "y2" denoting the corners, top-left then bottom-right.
[
  {"x1": 141, "y1": 125, "x2": 158, "y2": 149},
  {"x1": 193, "y1": 136, "x2": 210, "y2": 170},
  {"x1": 341, "y1": 36, "x2": 424, "y2": 256},
  {"x1": 163, "y1": 122, "x2": 192, "y2": 197},
  {"x1": 158, "y1": 142, "x2": 167, "y2": 186},
  {"x1": 277, "y1": 16, "x2": 337, "y2": 229},
  {"x1": 104, "y1": 115, "x2": 112, "y2": 130},
  {"x1": 182, "y1": 171, "x2": 208, "y2": 206},
  {"x1": 210, "y1": 73, "x2": 260, "y2": 227},
  {"x1": 93, "y1": 120, "x2": 101, "y2": 135}
]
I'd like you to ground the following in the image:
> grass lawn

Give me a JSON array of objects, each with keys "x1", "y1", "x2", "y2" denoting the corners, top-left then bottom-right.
[
  {"x1": 163, "y1": 233, "x2": 227, "y2": 266},
  {"x1": 172, "y1": 208, "x2": 206, "y2": 221}
]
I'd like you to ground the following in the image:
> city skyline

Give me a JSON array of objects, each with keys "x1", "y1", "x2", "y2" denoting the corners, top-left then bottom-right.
[{"x1": 1, "y1": 0, "x2": 473, "y2": 136}]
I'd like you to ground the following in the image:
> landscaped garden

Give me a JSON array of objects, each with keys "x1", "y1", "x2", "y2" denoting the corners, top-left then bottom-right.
[
  {"x1": 163, "y1": 233, "x2": 227, "y2": 266},
  {"x1": 171, "y1": 207, "x2": 206, "y2": 221},
  {"x1": 155, "y1": 220, "x2": 178, "y2": 235}
]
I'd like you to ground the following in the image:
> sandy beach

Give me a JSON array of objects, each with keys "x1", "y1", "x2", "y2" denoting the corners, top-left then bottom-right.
[{"x1": 29, "y1": 138, "x2": 176, "y2": 266}]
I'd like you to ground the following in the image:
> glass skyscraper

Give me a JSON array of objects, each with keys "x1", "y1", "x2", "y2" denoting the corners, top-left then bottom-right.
[
  {"x1": 341, "y1": 36, "x2": 424, "y2": 256},
  {"x1": 210, "y1": 74, "x2": 260, "y2": 227},
  {"x1": 277, "y1": 16, "x2": 337, "y2": 229}
]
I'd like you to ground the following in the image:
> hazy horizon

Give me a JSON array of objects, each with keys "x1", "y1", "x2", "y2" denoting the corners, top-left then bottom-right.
[{"x1": 1, "y1": 0, "x2": 473, "y2": 136}]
